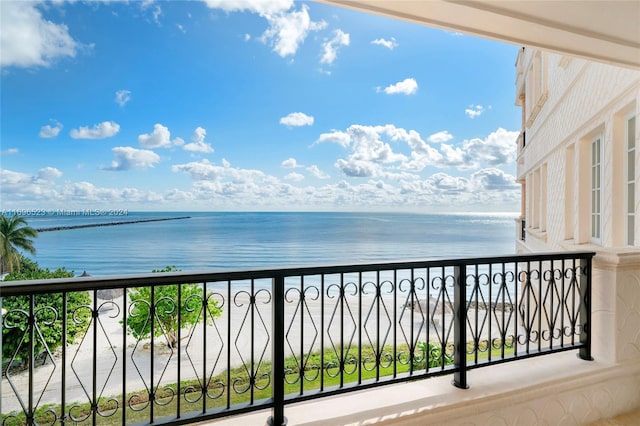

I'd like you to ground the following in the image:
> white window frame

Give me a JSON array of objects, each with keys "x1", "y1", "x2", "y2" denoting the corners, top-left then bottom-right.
[
  {"x1": 591, "y1": 134, "x2": 602, "y2": 243},
  {"x1": 627, "y1": 112, "x2": 636, "y2": 245}
]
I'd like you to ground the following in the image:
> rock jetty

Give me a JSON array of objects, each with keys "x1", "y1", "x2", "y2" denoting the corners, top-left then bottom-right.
[{"x1": 35, "y1": 216, "x2": 191, "y2": 232}]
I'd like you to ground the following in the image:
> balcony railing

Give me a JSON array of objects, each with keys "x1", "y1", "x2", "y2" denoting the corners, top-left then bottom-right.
[{"x1": 1, "y1": 251, "x2": 594, "y2": 425}]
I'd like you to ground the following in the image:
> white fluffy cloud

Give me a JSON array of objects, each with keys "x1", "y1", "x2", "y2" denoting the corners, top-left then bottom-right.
[
  {"x1": 406, "y1": 128, "x2": 518, "y2": 171},
  {"x1": 203, "y1": 0, "x2": 294, "y2": 16},
  {"x1": 307, "y1": 165, "x2": 329, "y2": 179},
  {"x1": 281, "y1": 158, "x2": 301, "y2": 168},
  {"x1": 470, "y1": 168, "x2": 518, "y2": 191},
  {"x1": 456, "y1": 128, "x2": 519, "y2": 169},
  {"x1": 262, "y1": 5, "x2": 327, "y2": 57},
  {"x1": 105, "y1": 147, "x2": 160, "y2": 171},
  {"x1": 280, "y1": 112, "x2": 314, "y2": 127},
  {"x1": 428, "y1": 131, "x2": 453, "y2": 143},
  {"x1": 1, "y1": 148, "x2": 19, "y2": 155},
  {"x1": 183, "y1": 127, "x2": 214, "y2": 153},
  {"x1": 378, "y1": 78, "x2": 418, "y2": 95},
  {"x1": 39, "y1": 120, "x2": 63, "y2": 138},
  {"x1": 204, "y1": 1, "x2": 326, "y2": 58},
  {"x1": 316, "y1": 124, "x2": 518, "y2": 179},
  {"x1": 70, "y1": 121, "x2": 120, "y2": 139},
  {"x1": 335, "y1": 158, "x2": 380, "y2": 178},
  {"x1": 316, "y1": 130, "x2": 351, "y2": 147},
  {"x1": 0, "y1": 2, "x2": 79, "y2": 68},
  {"x1": 1, "y1": 161, "x2": 519, "y2": 212},
  {"x1": 318, "y1": 124, "x2": 431, "y2": 177},
  {"x1": 115, "y1": 90, "x2": 132, "y2": 107},
  {"x1": 320, "y1": 29, "x2": 350, "y2": 65},
  {"x1": 317, "y1": 125, "x2": 417, "y2": 178},
  {"x1": 285, "y1": 172, "x2": 304, "y2": 181},
  {"x1": 172, "y1": 159, "x2": 284, "y2": 203},
  {"x1": 371, "y1": 37, "x2": 398, "y2": 50},
  {"x1": 37, "y1": 167, "x2": 63, "y2": 181},
  {"x1": 138, "y1": 123, "x2": 182, "y2": 149},
  {"x1": 1, "y1": 167, "x2": 63, "y2": 201},
  {"x1": 61, "y1": 181, "x2": 159, "y2": 203},
  {"x1": 465, "y1": 104, "x2": 485, "y2": 118}
]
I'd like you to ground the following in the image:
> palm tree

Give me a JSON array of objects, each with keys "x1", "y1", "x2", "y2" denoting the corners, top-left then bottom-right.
[{"x1": 0, "y1": 215, "x2": 38, "y2": 274}]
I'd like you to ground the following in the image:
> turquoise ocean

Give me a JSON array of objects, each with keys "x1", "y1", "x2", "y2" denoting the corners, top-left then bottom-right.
[{"x1": 24, "y1": 211, "x2": 518, "y2": 277}]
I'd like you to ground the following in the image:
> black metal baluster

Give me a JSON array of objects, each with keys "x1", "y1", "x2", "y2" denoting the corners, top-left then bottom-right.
[
  {"x1": 473, "y1": 264, "x2": 479, "y2": 365},
  {"x1": 538, "y1": 260, "x2": 543, "y2": 354},
  {"x1": 579, "y1": 257, "x2": 593, "y2": 360},
  {"x1": 549, "y1": 260, "x2": 555, "y2": 351},
  {"x1": 339, "y1": 273, "x2": 344, "y2": 388},
  {"x1": 488, "y1": 263, "x2": 493, "y2": 362},
  {"x1": 424, "y1": 268, "x2": 429, "y2": 374},
  {"x1": 177, "y1": 283, "x2": 182, "y2": 418},
  {"x1": 512, "y1": 262, "x2": 517, "y2": 358},
  {"x1": 440, "y1": 267, "x2": 446, "y2": 370},
  {"x1": 501, "y1": 263, "x2": 506, "y2": 359},
  {"x1": 202, "y1": 282, "x2": 207, "y2": 413},
  {"x1": 92, "y1": 290, "x2": 99, "y2": 426},
  {"x1": 268, "y1": 275, "x2": 287, "y2": 426},
  {"x1": 393, "y1": 269, "x2": 397, "y2": 378},
  {"x1": 61, "y1": 292, "x2": 67, "y2": 424},
  {"x1": 409, "y1": 268, "x2": 415, "y2": 375},
  {"x1": 571, "y1": 259, "x2": 582, "y2": 346},
  {"x1": 453, "y1": 263, "x2": 468, "y2": 389},
  {"x1": 526, "y1": 261, "x2": 531, "y2": 354},
  {"x1": 358, "y1": 271, "x2": 362, "y2": 385},
  {"x1": 560, "y1": 259, "x2": 567, "y2": 348},
  {"x1": 320, "y1": 274, "x2": 325, "y2": 392},
  {"x1": 376, "y1": 270, "x2": 380, "y2": 382},
  {"x1": 150, "y1": 285, "x2": 155, "y2": 423},
  {"x1": 122, "y1": 288, "x2": 127, "y2": 425},
  {"x1": 300, "y1": 276, "x2": 305, "y2": 395},
  {"x1": 227, "y1": 280, "x2": 232, "y2": 410},
  {"x1": 28, "y1": 295, "x2": 35, "y2": 426},
  {"x1": 250, "y1": 279, "x2": 255, "y2": 405}
]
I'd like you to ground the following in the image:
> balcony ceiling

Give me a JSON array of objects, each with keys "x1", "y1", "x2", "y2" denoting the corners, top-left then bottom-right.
[{"x1": 319, "y1": 0, "x2": 640, "y2": 69}]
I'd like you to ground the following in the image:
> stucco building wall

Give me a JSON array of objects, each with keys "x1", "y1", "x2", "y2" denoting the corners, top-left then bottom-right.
[{"x1": 516, "y1": 48, "x2": 640, "y2": 368}]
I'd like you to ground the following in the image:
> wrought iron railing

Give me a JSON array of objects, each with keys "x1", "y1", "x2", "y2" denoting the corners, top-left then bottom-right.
[{"x1": 1, "y1": 251, "x2": 594, "y2": 425}]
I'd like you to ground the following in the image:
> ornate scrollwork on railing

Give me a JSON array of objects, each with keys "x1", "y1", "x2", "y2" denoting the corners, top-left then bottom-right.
[
  {"x1": 465, "y1": 272, "x2": 490, "y2": 354},
  {"x1": 563, "y1": 265, "x2": 587, "y2": 338},
  {"x1": 361, "y1": 279, "x2": 394, "y2": 372},
  {"x1": 284, "y1": 285, "x2": 320, "y2": 385},
  {"x1": 397, "y1": 276, "x2": 427, "y2": 367},
  {"x1": 540, "y1": 269, "x2": 564, "y2": 342},
  {"x1": 428, "y1": 274, "x2": 455, "y2": 357},
  {"x1": 517, "y1": 269, "x2": 540, "y2": 345},
  {"x1": 3, "y1": 303, "x2": 60, "y2": 425},
  {"x1": 68, "y1": 300, "x2": 120, "y2": 421},
  {"x1": 325, "y1": 281, "x2": 358, "y2": 377},
  {"x1": 232, "y1": 288, "x2": 271, "y2": 395}
]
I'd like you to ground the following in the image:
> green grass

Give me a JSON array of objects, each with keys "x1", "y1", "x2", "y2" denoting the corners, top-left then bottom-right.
[{"x1": 2, "y1": 340, "x2": 515, "y2": 425}]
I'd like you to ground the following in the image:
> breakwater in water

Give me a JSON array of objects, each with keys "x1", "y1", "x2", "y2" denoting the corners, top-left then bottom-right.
[{"x1": 35, "y1": 216, "x2": 191, "y2": 232}]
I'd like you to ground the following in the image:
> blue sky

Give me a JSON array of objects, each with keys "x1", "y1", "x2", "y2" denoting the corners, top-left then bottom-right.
[{"x1": 1, "y1": 1, "x2": 522, "y2": 213}]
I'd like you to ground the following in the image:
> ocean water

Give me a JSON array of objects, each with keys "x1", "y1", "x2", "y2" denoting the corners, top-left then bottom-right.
[{"x1": 24, "y1": 211, "x2": 518, "y2": 276}]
